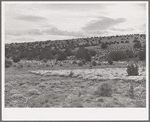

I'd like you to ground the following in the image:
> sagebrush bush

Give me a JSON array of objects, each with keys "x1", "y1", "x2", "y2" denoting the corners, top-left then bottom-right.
[
  {"x1": 138, "y1": 50, "x2": 146, "y2": 60},
  {"x1": 108, "y1": 57, "x2": 113, "y2": 65},
  {"x1": 11, "y1": 94, "x2": 24, "y2": 100},
  {"x1": 68, "y1": 71, "x2": 74, "y2": 77},
  {"x1": 72, "y1": 60, "x2": 77, "y2": 64},
  {"x1": 92, "y1": 60, "x2": 97, "y2": 66},
  {"x1": 96, "y1": 83, "x2": 113, "y2": 97},
  {"x1": 108, "y1": 51, "x2": 127, "y2": 61},
  {"x1": 57, "y1": 51, "x2": 67, "y2": 61},
  {"x1": 125, "y1": 49, "x2": 134, "y2": 58},
  {"x1": 27, "y1": 89, "x2": 40, "y2": 96},
  {"x1": 101, "y1": 43, "x2": 107, "y2": 49},
  {"x1": 76, "y1": 47, "x2": 91, "y2": 62},
  {"x1": 134, "y1": 42, "x2": 142, "y2": 48},
  {"x1": 127, "y1": 63, "x2": 139, "y2": 76},
  {"x1": 43, "y1": 58, "x2": 48, "y2": 63},
  {"x1": 78, "y1": 61, "x2": 83, "y2": 67},
  {"x1": 5, "y1": 58, "x2": 12, "y2": 68},
  {"x1": 12, "y1": 56, "x2": 20, "y2": 63},
  {"x1": 82, "y1": 58, "x2": 86, "y2": 65},
  {"x1": 17, "y1": 63, "x2": 23, "y2": 69},
  {"x1": 129, "y1": 82, "x2": 134, "y2": 99},
  {"x1": 97, "y1": 62, "x2": 101, "y2": 66}
]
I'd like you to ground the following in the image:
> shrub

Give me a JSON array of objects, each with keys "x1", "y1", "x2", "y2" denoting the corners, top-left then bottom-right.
[
  {"x1": 126, "y1": 49, "x2": 134, "y2": 58},
  {"x1": 78, "y1": 61, "x2": 83, "y2": 67},
  {"x1": 108, "y1": 51, "x2": 127, "y2": 61},
  {"x1": 27, "y1": 89, "x2": 40, "y2": 96},
  {"x1": 68, "y1": 71, "x2": 74, "y2": 77},
  {"x1": 138, "y1": 50, "x2": 146, "y2": 60},
  {"x1": 17, "y1": 63, "x2": 23, "y2": 69},
  {"x1": 76, "y1": 47, "x2": 91, "y2": 62},
  {"x1": 12, "y1": 56, "x2": 20, "y2": 63},
  {"x1": 92, "y1": 60, "x2": 97, "y2": 66},
  {"x1": 95, "y1": 83, "x2": 113, "y2": 97},
  {"x1": 89, "y1": 50, "x2": 97, "y2": 56},
  {"x1": 108, "y1": 57, "x2": 113, "y2": 65},
  {"x1": 97, "y1": 62, "x2": 101, "y2": 66},
  {"x1": 70, "y1": 102, "x2": 83, "y2": 108},
  {"x1": 64, "y1": 48, "x2": 73, "y2": 56},
  {"x1": 72, "y1": 60, "x2": 77, "y2": 64},
  {"x1": 11, "y1": 94, "x2": 24, "y2": 100},
  {"x1": 5, "y1": 58, "x2": 12, "y2": 68},
  {"x1": 82, "y1": 58, "x2": 86, "y2": 65},
  {"x1": 129, "y1": 81, "x2": 134, "y2": 99},
  {"x1": 43, "y1": 58, "x2": 48, "y2": 63},
  {"x1": 127, "y1": 63, "x2": 139, "y2": 76},
  {"x1": 101, "y1": 43, "x2": 107, "y2": 49},
  {"x1": 57, "y1": 51, "x2": 67, "y2": 61},
  {"x1": 134, "y1": 42, "x2": 142, "y2": 48}
]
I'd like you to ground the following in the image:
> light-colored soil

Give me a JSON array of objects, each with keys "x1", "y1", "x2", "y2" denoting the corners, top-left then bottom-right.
[{"x1": 5, "y1": 61, "x2": 146, "y2": 108}]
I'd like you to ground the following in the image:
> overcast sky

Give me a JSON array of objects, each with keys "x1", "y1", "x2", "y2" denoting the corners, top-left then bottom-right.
[{"x1": 4, "y1": 2, "x2": 147, "y2": 43}]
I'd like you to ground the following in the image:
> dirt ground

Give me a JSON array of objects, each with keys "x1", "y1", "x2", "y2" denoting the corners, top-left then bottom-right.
[{"x1": 5, "y1": 61, "x2": 146, "y2": 108}]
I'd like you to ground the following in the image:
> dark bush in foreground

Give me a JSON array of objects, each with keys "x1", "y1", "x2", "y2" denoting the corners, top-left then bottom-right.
[
  {"x1": 108, "y1": 57, "x2": 113, "y2": 65},
  {"x1": 127, "y1": 63, "x2": 138, "y2": 76},
  {"x1": 5, "y1": 58, "x2": 12, "y2": 68},
  {"x1": 92, "y1": 60, "x2": 97, "y2": 66},
  {"x1": 108, "y1": 51, "x2": 127, "y2": 61},
  {"x1": 96, "y1": 83, "x2": 113, "y2": 97},
  {"x1": 12, "y1": 56, "x2": 20, "y2": 63}
]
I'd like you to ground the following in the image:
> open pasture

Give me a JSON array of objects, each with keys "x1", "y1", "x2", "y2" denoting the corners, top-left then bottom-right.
[{"x1": 5, "y1": 60, "x2": 146, "y2": 108}]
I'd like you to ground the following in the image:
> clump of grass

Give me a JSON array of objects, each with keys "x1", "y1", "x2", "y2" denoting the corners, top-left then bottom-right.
[
  {"x1": 95, "y1": 83, "x2": 113, "y2": 97},
  {"x1": 127, "y1": 62, "x2": 139, "y2": 76},
  {"x1": 10, "y1": 89, "x2": 20, "y2": 95},
  {"x1": 27, "y1": 89, "x2": 40, "y2": 96},
  {"x1": 128, "y1": 81, "x2": 134, "y2": 99},
  {"x1": 11, "y1": 94, "x2": 24, "y2": 100},
  {"x1": 70, "y1": 102, "x2": 83, "y2": 108}
]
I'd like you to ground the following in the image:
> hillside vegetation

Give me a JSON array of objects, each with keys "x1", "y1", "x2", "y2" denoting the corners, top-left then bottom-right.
[{"x1": 5, "y1": 34, "x2": 146, "y2": 108}]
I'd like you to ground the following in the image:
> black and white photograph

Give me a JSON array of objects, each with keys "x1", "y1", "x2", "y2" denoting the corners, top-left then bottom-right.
[{"x1": 2, "y1": 1, "x2": 149, "y2": 121}]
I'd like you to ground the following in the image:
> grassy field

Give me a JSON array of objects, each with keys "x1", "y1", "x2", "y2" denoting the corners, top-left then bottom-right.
[{"x1": 5, "y1": 60, "x2": 146, "y2": 108}]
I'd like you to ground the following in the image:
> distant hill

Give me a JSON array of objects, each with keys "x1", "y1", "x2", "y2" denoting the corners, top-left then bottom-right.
[{"x1": 5, "y1": 34, "x2": 146, "y2": 61}]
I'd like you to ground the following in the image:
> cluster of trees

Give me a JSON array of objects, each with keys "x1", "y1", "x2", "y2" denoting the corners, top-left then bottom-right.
[
  {"x1": 6, "y1": 44, "x2": 98, "y2": 63},
  {"x1": 75, "y1": 47, "x2": 97, "y2": 62},
  {"x1": 108, "y1": 46, "x2": 146, "y2": 61}
]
